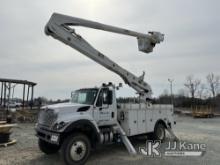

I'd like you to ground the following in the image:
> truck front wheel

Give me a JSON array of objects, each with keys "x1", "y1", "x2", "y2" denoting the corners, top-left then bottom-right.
[
  {"x1": 61, "y1": 133, "x2": 91, "y2": 165},
  {"x1": 38, "y1": 139, "x2": 60, "y2": 154}
]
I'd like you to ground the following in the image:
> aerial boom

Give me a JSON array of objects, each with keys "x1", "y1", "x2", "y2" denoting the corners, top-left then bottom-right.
[{"x1": 45, "y1": 13, "x2": 164, "y2": 101}]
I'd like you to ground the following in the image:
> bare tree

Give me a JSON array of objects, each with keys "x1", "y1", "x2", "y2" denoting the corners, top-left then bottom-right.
[
  {"x1": 197, "y1": 84, "x2": 206, "y2": 99},
  {"x1": 206, "y1": 73, "x2": 220, "y2": 97},
  {"x1": 184, "y1": 75, "x2": 201, "y2": 98}
]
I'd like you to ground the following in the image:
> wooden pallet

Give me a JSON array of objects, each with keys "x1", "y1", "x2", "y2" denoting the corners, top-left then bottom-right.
[
  {"x1": 0, "y1": 139, "x2": 17, "y2": 147},
  {"x1": 0, "y1": 124, "x2": 17, "y2": 133}
]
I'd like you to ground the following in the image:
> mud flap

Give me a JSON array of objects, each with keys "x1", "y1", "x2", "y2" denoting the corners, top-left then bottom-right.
[{"x1": 166, "y1": 124, "x2": 179, "y2": 141}]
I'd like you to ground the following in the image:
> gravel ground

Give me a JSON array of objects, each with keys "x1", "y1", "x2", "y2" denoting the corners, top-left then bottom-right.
[{"x1": 0, "y1": 115, "x2": 220, "y2": 165}]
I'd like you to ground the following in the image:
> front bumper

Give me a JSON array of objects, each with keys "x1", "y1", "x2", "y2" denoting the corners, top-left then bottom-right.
[{"x1": 35, "y1": 126, "x2": 60, "y2": 145}]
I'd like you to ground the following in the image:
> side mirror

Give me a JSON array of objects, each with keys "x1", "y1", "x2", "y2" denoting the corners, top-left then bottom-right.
[
  {"x1": 116, "y1": 83, "x2": 123, "y2": 90},
  {"x1": 107, "y1": 90, "x2": 113, "y2": 105}
]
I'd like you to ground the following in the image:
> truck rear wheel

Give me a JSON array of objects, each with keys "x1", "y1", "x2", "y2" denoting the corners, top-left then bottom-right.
[
  {"x1": 61, "y1": 133, "x2": 91, "y2": 165},
  {"x1": 153, "y1": 123, "x2": 166, "y2": 142},
  {"x1": 38, "y1": 139, "x2": 60, "y2": 154}
]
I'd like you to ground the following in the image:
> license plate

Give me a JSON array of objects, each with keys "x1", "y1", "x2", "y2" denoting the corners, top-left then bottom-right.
[{"x1": 51, "y1": 135, "x2": 59, "y2": 142}]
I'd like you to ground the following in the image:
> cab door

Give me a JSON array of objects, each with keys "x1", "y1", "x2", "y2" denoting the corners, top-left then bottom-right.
[{"x1": 93, "y1": 88, "x2": 115, "y2": 126}]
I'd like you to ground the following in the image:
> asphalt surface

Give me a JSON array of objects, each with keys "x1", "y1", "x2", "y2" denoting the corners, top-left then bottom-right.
[{"x1": 0, "y1": 115, "x2": 220, "y2": 165}]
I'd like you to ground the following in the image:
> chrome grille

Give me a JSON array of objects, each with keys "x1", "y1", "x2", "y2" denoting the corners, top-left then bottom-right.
[{"x1": 38, "y1": 109, "x2": 57, "y2": 128}]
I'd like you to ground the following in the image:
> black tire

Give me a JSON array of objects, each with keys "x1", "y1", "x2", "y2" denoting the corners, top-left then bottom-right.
[
  {"x1": 61, "y1": 133, "x2": 91, "y2": 165},
  {"x1": 153, "y1": 123, "x2": 166, "y2": 142},
  {"x1": 147, "y1": 132, "x2": 154, "y2": 140},
  {"x1": 38, "y1": 139, "x2": 60, "y2": 154}
]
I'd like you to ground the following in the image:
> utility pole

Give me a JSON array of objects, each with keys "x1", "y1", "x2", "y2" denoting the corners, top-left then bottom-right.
[{"x1": 168, "y1": 79, "x2": 174, "y2": 105}]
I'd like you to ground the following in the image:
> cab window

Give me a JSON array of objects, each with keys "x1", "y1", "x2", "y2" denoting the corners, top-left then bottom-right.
[{"x1": 96, "y1": 88, "x2": 112, "y2": 107}]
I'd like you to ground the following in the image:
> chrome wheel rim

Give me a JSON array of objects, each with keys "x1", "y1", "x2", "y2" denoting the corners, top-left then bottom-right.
[{"x1": 70, "y1": 141, "x2": 86, "y2": 161}]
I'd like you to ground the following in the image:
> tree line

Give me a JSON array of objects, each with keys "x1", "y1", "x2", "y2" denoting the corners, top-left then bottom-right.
[{"x1": 156, "y1": 73, "x2": 220, "y2": 108}]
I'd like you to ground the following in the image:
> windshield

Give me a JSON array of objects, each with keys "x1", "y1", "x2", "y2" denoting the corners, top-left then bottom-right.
[{"x1": 71, "y1": 88, "x2": 98, "y2": 105}]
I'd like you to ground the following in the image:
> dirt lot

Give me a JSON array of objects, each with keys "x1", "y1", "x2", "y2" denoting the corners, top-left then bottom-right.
[{"x1": 1, "y1": 115, "x2": 220, "y2": 165}]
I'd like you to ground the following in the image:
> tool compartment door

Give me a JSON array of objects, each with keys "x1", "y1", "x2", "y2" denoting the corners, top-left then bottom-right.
[
  {"x1": 127, "y1": 109, "x2": 138, "y2": 136},
  {"x1": 146, "y1": 109, "x2": 154, "y2": 133}
]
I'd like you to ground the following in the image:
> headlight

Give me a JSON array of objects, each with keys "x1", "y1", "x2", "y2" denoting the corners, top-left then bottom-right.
[{"x1": 53, "y1": 121, "x2": 68, "y2": 131}]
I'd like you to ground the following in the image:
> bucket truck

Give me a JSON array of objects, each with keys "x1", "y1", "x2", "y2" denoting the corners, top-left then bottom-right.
[{"x1": 36, "y1": 13, "x2": 177, "y2": 165}]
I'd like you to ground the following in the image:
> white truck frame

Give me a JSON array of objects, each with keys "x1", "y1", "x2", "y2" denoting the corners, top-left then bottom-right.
[{"x1": 35, "y1": 13, "x2": 177, "y2": 165}]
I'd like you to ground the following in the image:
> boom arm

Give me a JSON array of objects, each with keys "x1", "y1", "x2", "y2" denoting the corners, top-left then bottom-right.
[{"x1": 45, "y1": 13, "x2": 164, "y2": 101}]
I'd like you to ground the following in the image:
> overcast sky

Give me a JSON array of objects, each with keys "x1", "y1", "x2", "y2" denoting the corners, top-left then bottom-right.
[{"x1": 0, "y1": 0, "x2": 220, "y2": 99}]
